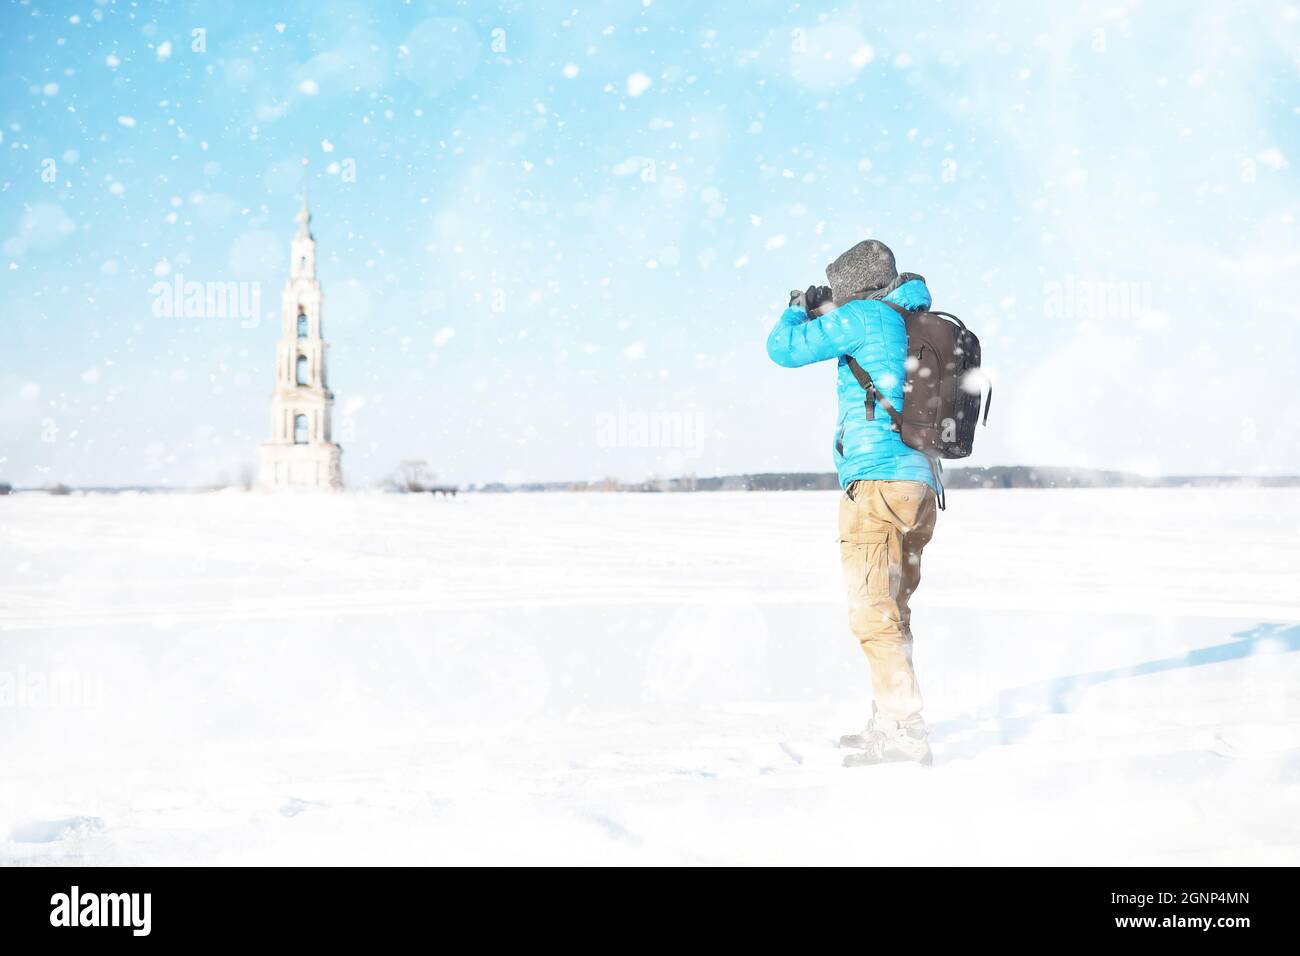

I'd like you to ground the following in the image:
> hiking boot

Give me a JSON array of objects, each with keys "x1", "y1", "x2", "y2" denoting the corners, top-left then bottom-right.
[
  {"x1": 840, "y1": 707, "x2": 932, "y2": 768},
  {"x1": 837, "y1": 703, "x2": 892, "y2": 748}
]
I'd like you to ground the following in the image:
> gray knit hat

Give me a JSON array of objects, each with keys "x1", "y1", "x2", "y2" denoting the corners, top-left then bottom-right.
[{"x1": 826, "y1": 239, "x2": 898, "y2": 304}]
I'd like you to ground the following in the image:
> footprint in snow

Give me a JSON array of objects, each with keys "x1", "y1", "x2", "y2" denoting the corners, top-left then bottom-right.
[
  {"x1": 9, "y1": 816, "x2": 105, "y2": 844},
  {"x1": 279, "y1": 797, "x2": 327, "y2": 818}
]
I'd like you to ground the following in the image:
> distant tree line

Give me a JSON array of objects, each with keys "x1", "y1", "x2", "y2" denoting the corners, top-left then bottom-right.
[
  {"x1": 468, "y1": 467, "x2": 1300, "y2": 493},
  {"x1": 5, "y1": 466, "x2": 1296, "y2": 497}
]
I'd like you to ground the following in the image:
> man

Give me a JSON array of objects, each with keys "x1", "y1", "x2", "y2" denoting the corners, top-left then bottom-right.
[{"x1": 766, "y1": 239, "x2": 939, "y2": 767}]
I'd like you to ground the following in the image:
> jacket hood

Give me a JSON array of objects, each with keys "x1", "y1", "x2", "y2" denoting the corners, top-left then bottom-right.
[{"x1": 882, "y1": 276, "x2": 931, "y2": 312}]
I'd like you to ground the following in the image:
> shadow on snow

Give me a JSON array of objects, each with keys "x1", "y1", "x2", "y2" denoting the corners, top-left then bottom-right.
[{"x1": 930, "y1": 622, "x2": 1300, "y2": 761}]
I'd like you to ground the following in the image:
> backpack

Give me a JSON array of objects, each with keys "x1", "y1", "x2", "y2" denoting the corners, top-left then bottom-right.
[{"x1": 843, "y1": 301, "x2": 991, "y2": 507}]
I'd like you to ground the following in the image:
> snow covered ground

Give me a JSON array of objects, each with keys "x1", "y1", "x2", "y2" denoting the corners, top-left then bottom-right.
[{"x1": 1, "y1": 487, "x2": 1298, "y2": 865}]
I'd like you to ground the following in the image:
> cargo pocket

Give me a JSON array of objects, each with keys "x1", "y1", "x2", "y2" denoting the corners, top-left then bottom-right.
[
  {"x1": 839, "y1": 530, "x2": 890, "y2": 601},
  {"x1": 880, "y1": 480, "x2": 932, "y2": 530}
]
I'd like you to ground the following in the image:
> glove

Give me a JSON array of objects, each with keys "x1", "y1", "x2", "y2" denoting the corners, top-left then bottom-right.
[{"x1": 805, "y1": 285, "x2": 834, "y2": 315}]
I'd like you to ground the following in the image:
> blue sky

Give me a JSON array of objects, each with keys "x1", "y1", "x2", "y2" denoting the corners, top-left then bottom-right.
[{"x1": 2, "y1": 0, "x2": 1298, "y2": 487}]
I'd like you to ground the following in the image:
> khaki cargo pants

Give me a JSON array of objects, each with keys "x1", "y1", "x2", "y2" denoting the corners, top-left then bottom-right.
[{"x1": 839, "y1": 479, "x2": 937, "y2": 723}]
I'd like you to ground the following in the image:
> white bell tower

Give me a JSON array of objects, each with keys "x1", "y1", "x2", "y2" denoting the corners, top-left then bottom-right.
[{"x1": 258, "y1": 171, "x2": 343, "y2": 490}]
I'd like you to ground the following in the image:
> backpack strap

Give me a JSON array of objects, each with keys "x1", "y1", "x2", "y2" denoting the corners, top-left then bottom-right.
[
  {"x1": 843, "y1": 300, "x2": 911, "y2": 432},
  {"x1": 842, "y1": 355, "x2": 903, "y2": 431},
  {"x1": 929, "y1": 457, "x2": 946, "y2": 512}
]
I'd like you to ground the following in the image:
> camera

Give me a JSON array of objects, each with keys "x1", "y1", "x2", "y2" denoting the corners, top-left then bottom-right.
[
  {"x1": 789, "y1": 285, "x2": 835, "y2": 316},
  {"x1": 804, "y1": 285, "x2": 834, "y2": 315}
]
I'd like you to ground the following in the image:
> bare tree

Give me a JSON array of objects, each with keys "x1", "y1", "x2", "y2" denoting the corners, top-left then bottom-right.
[{"x1": 389, "y1": 459, "x2": 436, "y2": 493}]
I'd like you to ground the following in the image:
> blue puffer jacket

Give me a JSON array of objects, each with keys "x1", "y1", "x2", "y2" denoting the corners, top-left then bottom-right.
[{"x1": 766, "y1": 278, "x2": 938, "y2": 492}]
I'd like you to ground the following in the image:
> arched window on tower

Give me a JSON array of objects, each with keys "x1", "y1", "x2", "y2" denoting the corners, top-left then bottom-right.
[
  {"x1": 296, "y1": 354, "x2": 310, "y2": 386},
  {"x1": 297, "y1": 310, "x2": 308, "y2": 338},
  {"x1": 293, "y1": 414, "x2": 309, "y2": 445}
]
